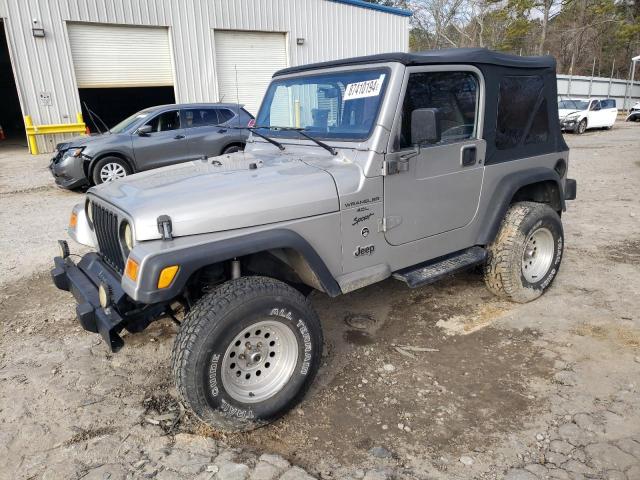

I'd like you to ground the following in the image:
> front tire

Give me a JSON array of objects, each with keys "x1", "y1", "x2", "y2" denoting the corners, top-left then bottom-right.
[
  {"x1": 483, "y1": 202, "x2": 564, "y2": 303},
  {"x1": 171, "y1": 276, "x2": 323, "y2": 431},
  {"x1": 576, "y1": 118, "x2": 587, "y2": 134},
  {"x1": 92, "y1": 156, "x2": 131, "y2": 185}
]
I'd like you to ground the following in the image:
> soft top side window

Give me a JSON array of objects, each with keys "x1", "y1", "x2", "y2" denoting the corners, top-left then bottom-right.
[
  {"x1": 399, "y1": 71, "x2": 478, "y2": 149},
  {"x1": 496, "y1": 75, "x2": 547, "y2": 150}
]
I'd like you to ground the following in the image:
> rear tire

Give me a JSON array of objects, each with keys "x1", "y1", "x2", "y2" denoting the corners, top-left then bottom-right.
[
  {"x1": 483, "y1": 202, "x2": 564, "y2": 303},
  {"x1": 92, "y1": 156, "x2": 131, "y2": 185},
  {"x1": 171, "y1": 276, "x2": 323, "y2": 431}
]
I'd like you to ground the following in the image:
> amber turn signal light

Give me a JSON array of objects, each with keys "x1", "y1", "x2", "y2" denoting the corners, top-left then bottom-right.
[
  {"x1": 158, "y1": 265, "x2": 179, "y2": 289},
  {"x1": 125, "y1": 258, "x2": 139, "y2": 282},
  {"x1": 69, "y1": 211, "x2": 78, "y2": 228}
]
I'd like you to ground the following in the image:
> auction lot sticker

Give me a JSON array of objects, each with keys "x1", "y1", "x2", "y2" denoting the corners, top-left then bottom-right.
[{"x1": 344, "y1": 74, "x2": 386, "y2": 101}]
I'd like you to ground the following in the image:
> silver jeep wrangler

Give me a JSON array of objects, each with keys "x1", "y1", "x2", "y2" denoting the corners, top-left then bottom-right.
[{"x1": 52, "y1": 48, "x2": 577, "y2": 431}]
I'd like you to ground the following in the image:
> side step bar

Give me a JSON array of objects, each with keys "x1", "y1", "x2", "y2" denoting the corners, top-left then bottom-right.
[{"x1": 392, "y1": 246, "x2": 487, "y2": 289}]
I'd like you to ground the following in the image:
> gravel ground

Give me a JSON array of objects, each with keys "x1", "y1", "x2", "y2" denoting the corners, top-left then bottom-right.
[{"x1": 0, "y1": 123, "x2": 639, "y2": 480}]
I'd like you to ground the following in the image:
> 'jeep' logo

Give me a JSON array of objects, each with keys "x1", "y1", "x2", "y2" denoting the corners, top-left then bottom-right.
[{"x1": 354, "y1": 245, "x2": 375, "y2": 257}]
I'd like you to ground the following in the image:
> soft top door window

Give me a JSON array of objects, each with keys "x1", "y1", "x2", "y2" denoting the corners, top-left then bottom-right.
[{"x1": 399, "y1": 71, "x2": 478, "y2": 149}]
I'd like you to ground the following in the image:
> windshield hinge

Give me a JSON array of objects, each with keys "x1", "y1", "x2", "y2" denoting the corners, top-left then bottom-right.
[
  {"x1": 378, "y1": 215, "x2": 402, "y2": 232},
  {"x1": 157, "y1": 215, "x2": 173, "y2": 241}
]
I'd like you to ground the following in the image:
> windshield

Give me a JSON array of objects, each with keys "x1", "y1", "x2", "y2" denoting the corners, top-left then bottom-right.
[
  {"x1": 255, "y1": 68, "x2": 389, "y2": 141},
  {"x1": 109, "y1": 108, "x2": 154, "y2": 133},
  {"x1": 558, "y1": 99, "x2": 589, "y2": 111}
]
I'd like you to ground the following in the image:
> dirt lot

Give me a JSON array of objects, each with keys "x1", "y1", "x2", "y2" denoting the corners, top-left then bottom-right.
[{"x1": 1, "y1": 124, "x2": 639, "y2": 480}]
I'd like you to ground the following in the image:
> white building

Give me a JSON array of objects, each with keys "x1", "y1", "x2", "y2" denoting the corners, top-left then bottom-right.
[{"x1": 0, "y1": 0, "x2": 410, "y2": 152}]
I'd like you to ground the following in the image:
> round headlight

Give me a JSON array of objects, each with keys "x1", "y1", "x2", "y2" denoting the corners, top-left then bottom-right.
[{"x1": 123, "y1": 222, "x2": 134, "y2": 251}]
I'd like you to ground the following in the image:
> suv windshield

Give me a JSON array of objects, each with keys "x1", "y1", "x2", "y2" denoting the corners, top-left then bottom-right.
[
  {"x1": 558, "y1": 100, "x2": 589, "y2": 111},
  {"x1": 109, "y1": 108, "x2": 154, "y2": 134},
  {"x1": 255, "y1": 68, "x2": 389, "y2": 141}
]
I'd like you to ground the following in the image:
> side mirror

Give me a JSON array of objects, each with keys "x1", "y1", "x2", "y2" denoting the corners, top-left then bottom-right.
[
  {"x1": 411, "y1": 108, "x2": 441, "y2": 146},
  {"x1": 137, "y1": 124, "x2": 152, "y2": 136}
]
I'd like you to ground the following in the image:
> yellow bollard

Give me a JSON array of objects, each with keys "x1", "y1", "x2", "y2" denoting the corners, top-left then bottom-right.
[{"x1": 24, "y1": 115, "x2": 39, "y2": 155}]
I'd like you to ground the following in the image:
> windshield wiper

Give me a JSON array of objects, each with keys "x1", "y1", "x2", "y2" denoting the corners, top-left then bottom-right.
[
  {"x1": 248, "y1": 127, "x2": 285, "y2": 151},
  {"x1": 290, "y1": 129, "x2": 337, "y2": 156},
  {"x1": 255, "y1": 126, "x2": 337, "y2": 156},
  {"x1": 215, "y1": 124, "x2": 285, "y2": 151}
]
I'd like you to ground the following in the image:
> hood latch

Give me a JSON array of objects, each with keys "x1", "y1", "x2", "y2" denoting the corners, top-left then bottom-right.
[{"x1": 157, "y1": 215, "x2": 173, "y2": 241}]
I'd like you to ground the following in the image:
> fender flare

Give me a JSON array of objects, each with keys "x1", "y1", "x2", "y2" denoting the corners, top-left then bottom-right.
[
  {"x1": 476, "y1": 167, "x2": 565, "y2": 245},
  {"x1": 131, "y1": 229, "x2": 342, "y2": 303}
]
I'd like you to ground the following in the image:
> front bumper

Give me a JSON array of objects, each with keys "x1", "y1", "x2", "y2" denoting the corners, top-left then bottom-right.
[
  {"x1": 560, "y1": 119, "x2": 579, "y2": 132},
  {"x1": 51, "y1": 252, "x2": 128, "y2": 351},
  {"x1": 49, "y1": 153, "x2": 90, "y2": 190}
]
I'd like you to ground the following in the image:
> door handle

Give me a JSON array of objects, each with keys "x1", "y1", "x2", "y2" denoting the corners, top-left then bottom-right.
[
  {"x1": 461, "y1": 145, "x2": 477, "y2": 167},
  {"x1": 218, "y1": 129, "x2": 227, "y2": 134},
  {"x1": 174, "y1": 134, "x2": 185, "y2": 139}
]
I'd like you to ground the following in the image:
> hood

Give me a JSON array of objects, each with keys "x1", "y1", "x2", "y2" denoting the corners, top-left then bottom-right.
[
  {"x1": 55, "y1": 132, "x2": 126, "y2": 152},
  {"x1": 89, "y1": 150, "x2": 339, "y2": 240},
  {"x1": 558, "y1": 109, "x2": 582, "y2": 119}
]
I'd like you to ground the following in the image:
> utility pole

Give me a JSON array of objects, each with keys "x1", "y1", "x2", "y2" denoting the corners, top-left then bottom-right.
[
  {"x1": 607, "y1": 58, "x2": 615, "y2": 99},
  {"x1": 588, "y1": 58, "x2": 596, "y2": 97},
  {"x1": 567, "y1": 53, "x2": 575, "y2": 96}
]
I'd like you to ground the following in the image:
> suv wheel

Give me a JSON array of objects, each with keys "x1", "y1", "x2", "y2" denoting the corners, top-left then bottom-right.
[
  {"x1": 92, "y1": 157, "x2": 131, "y2": 185},
  {"x1": 171, "y1": 276, "x2": 323, "y2": 431},
  {"x1": 576, "y1": 119, "x2": 587, "y2": 134},
  {"x1": 222, "y1": 144, "x2": 243, "y2": 154},
  {"x1": 483, "y1": 202, "x2": 563, "y2": 303}
]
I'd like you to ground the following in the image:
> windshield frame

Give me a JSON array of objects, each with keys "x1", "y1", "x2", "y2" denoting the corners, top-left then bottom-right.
[{"x1": 255, "y1": 66, "x2": 392, "y2": 143}]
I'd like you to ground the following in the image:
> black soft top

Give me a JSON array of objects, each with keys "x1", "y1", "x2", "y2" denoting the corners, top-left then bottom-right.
[
  {"x1": 273, "y1": 48, "x2": 567, "y2": 164},
  {"x1": 274, "y1": 48, "x2": 555, "y2": 77}
]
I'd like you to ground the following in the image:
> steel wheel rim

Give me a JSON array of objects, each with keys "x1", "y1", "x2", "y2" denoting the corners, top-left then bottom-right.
[
  {"x1": 221, "y1": 320, "x2": 299, "y2": 403},
  {"x1": 522, "y1": 227, "x2": 555, "y2": 283},
  {"x1": 100, "y1": 163, "x2": 127, "y2": 182}
]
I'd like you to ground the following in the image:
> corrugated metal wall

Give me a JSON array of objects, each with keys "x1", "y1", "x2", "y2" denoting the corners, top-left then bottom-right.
[
  {"x1": 0, "y1": 0, "x2": 408, "y2": 152},
  {"x1": 557, "y1": 74, "x2": 640, "y2": 110}
]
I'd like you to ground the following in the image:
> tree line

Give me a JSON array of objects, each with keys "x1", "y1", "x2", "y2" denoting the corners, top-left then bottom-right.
[{"x1": 366, "y1": 0, "x2": 640, "y2": 78}]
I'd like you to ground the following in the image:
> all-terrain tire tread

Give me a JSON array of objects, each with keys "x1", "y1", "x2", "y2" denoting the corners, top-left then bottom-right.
[
  {"x1": 483, "y1": 202, "x2": 551, "y2": 301},
  {"x1": 170, "y1": 276, "x2": 320, "y2": 412}
]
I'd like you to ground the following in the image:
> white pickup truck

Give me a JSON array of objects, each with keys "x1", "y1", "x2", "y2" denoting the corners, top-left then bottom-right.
[{"x1": 558, "y1": 98, "x2": 617, "y2": 134}]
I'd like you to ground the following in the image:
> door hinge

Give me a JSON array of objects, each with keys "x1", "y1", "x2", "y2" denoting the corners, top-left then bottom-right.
[
  {"x1": 382, "y1": 149, "x2": 418, "y2": 176},
  {"x1": 378, "y1": 215, "x2": 402, "y2": 232}
]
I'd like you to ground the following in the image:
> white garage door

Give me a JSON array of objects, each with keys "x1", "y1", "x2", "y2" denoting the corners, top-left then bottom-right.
[
  {"x1": 214, "y1": 30, "x2": 288, "y2": 116},
  {"x1": 68, "y1": 23, "x2": 173, "y2": 88}
]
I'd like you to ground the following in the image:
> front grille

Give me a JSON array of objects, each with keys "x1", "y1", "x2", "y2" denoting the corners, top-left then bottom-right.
[{"x1": 91, "y1": 202, "x2": 125, "y2": 273}]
